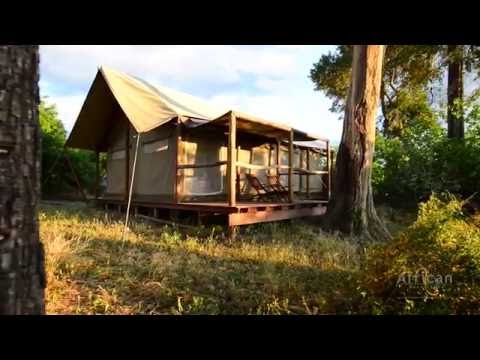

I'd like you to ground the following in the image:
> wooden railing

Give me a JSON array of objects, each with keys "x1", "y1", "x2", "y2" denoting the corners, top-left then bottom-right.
[
  {"x1": 177, "y1": 161, "x2": 227, "y2": 170},
  {"x1": 173, "y1": 112, "x2": 332, "y2": 205}
]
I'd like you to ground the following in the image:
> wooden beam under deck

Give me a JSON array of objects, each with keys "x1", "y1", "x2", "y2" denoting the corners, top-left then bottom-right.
[
  {"x1": 98, "y1": 197, "x2": 327, "y2": 229},
  {"x1": 228, "y1": 205, "x2": 326, "y2": 226},
  {"x1": 98, "y1": 196, "x2": 326, "y2": 213}
]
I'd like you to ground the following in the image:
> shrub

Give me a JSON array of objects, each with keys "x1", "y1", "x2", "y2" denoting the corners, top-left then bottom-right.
[
  {"x1": 359, "y1": 194, "x2": 480, "y2": 314},
  {"x1": 40, "y1": 100, "x2": 104, "y2": 197},
  {"x1": 373, "y1": 92, "x2": 480, "y2": 206}
]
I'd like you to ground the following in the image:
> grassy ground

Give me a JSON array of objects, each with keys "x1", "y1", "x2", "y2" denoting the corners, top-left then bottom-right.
[{"x1": 40, "y1": 202, "x2": 413, "y2": 315}]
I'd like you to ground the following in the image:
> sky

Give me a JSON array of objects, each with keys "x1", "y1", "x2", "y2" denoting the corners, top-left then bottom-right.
[{"x1": 39, "y1": 45, "x2": 344, "y2": 143}]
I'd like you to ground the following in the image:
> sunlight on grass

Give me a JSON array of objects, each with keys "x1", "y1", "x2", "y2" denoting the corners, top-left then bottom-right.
[{"x1": 41, "y1": 203, "x2": 365, "y2": 315}]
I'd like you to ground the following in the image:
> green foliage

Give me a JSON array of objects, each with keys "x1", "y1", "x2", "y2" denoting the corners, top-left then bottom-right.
[
  {"x1": 310, "y1": 45, "x2": 352, "y2": 113},
  {"x1": 359, "y1": 195, "x2": 480, "y2": 314},
  {"x1": 383, "y1": 86, "x2": 438, "y2": 136},
  {"x1": 40, "y1": 100, "x2": 101, "y2": 197},
  {"x1": 373, "y1": 92, "x2": 480, "y2": 205},
  {"x1": 310, "y1": 45, "x2": 442, "y2": 134},
  {"x1": 40, "y1": 101, "x2": 67, "y2": 194}
]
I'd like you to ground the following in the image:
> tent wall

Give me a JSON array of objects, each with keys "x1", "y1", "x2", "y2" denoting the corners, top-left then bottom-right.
[
  {"x1": 105, "y1": 118, "x2": 328, "y2": 203},
  {"x1": 105, "y1": 117, "x2": 129, "y2": 195},
  {"x1": 105, "y1": 113, "x2": 176, "y2": 200},
  {"x1": 179, "y1": 131, "x2": 227, "y2": 200},
  {"x1": 131, "y1": 122, "x2": 176, "y2": 200},
  {"x1": 178, "y1": 130, "x2": 278, "y2": 201}
]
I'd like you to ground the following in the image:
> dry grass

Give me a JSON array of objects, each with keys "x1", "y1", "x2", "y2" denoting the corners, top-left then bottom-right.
[{"x1": 41, "y1": 202, "x2": 406, "y2": 315}]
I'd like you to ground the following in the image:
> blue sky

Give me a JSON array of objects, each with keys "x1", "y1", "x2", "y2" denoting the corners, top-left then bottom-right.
[{"x1": 39, "y1": 45, "x2": 344, "y2": 143}]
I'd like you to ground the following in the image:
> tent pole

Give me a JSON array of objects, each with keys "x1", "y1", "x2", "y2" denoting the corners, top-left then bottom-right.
[
  {"x1": 122, "y1": 133, "x2": 141, "y2": 245},
  {"x1": 125, "y1": 124, "x2": 130, "y2": 202}
]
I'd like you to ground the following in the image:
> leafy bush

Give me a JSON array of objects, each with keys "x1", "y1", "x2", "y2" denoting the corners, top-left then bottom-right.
[
  {"x1": 359, "y1": 194, "x2": 480, "y2": 314},
  {"x1": 40, "y1": 100, "x2": 104, "y2": 197},
  {"x1": 373, "y1": 93, "x2": 480, "y2": 206}
]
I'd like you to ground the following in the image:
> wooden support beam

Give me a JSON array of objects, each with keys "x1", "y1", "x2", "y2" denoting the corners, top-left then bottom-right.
[
  {"x1": 268, "y1": 144, "x2": 272, "y2": 176},
  {"x1": 227, "y1": 112, "x2": 237, "y2": 207},
  {"x1": 288, "y1": 130, "x2": 294, "y2": 203},
  {"x1": 174, "y1": 118, "x2": 182, "y2": 203},
  {"x1": 306, "y1": 148, "x2": 310, "y2": 199},
  {"x1": 276, "y1": 139, "x2": 281, "y2": 176},
  {"x1": 235, "y1": 162, "x2": 288, "y2": 171},
  {"x1": 125, "y1": 124, "x2": 130, "y2": 201},
  {"x1": 228, "y1": 205, "x2": 326, "y2": 226},
  {"x1": 299, "y1": 149, "x2": 303, "y2": 193},
  {"x1": 177, "y1": 161, "x2": 227, "y2": 169},
  {"x1": 327, "y1": 140, "x2": 331, "y2": 200},
  {"x1": 236, "y1": 146, "x2": 241, "y2": 196}
]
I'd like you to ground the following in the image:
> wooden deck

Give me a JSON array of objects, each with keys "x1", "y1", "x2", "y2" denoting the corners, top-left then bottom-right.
[{"x1": 96, "y1": 196, "x2": 327, "y2": 227}]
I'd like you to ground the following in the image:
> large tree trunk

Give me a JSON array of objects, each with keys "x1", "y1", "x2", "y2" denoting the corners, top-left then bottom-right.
[
  {"x1": 447, "y1": 45, "x2": 464, "y2": 139},
  {"x1": 0, "y1": 46, "x2": 45, "y2": 314},
  {"x1": 323, "y1": 45, "x2": 391, "y2": 242}
]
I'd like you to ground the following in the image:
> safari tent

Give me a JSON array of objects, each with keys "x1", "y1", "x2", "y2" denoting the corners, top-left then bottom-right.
[{"x1": 66, "y1": 66, "x2": 332, "y2": 229}]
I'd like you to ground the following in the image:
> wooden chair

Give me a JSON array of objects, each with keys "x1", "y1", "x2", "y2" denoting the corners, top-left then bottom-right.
[
  {"x1": 245, "y1": 173, "x2": 278, "y2": 202},
  {"x1": 267, "y1": 174, "x2": 289, "y2": 202}
]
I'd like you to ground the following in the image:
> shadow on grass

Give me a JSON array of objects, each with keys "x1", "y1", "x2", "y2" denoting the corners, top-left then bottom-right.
[
  {"x1": 42, "y1": 203, "x2": 364, "y2": 314},
  {"x1": 61, "y1": 233, "x2": 361, "y2": 315}
]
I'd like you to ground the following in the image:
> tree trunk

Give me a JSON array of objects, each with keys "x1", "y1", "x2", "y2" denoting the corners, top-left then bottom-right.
[
  {"x1": 322, "y1": 45, "x2": 391, "y2": 242},
  {"x1": 0, "y1": 46, "x2": 46, "y2": 314},
  {"x1": 447, "y1": 45, "x2": 464, "y2": 139}
]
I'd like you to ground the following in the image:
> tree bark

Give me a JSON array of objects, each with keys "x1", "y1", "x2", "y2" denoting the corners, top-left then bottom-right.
[
  {"x1": 322, "y1": 45, "x2": 391, "y2": 242},
  {"x1": 447, "y1": 45, "x2": 464, "y2": 139},
  {"x1": 0, "y1": 46, "x2": 45, "y2": 314}
]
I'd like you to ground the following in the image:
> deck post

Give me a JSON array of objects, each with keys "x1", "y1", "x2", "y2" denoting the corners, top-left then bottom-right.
[
  {"x1": 236, "y1": 145, "x2": 241, "y2": 196},
  {"x1": 227, "y1": 112, "x2": 237, "y2": 207},
  {"x1": 288, "y1": 129, "x2": 294, "y2": 203},
  {"x1": 299, "y1": 149, "x2": 303, "y2": 195},
  {"x1": 306, "y1": 148, "x2": 310, "y2": 199},
  {"x1": 276, "y1": 139, "x2": 281, "y2": 177},
  {"x1": 125, "y1": 123, "x2": 130, "y2": 202},
  {"x1": 327, "y1": 140, "x2": 331, "y2": 200},
  {"x1": 174, "y1": 117, "x2": 182, "y2": 204}
]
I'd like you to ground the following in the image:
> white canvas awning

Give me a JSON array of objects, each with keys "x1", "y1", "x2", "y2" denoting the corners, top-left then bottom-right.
[
  {"x1": 100, "y1": 66, "x2": 228, "y2": 133},
  {"x1": 66, "y1": 66, "x2": 325, "y2": 151}
]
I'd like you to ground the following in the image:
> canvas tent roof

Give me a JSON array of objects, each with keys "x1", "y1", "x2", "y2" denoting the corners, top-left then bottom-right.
[{"x1": 66, "y1": 66, "x2": 325, "y2": 151}]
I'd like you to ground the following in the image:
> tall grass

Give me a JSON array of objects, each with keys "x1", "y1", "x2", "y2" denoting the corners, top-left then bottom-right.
[{"x1": 40, "y1": 203, "x2": 364, "y2": 315}]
